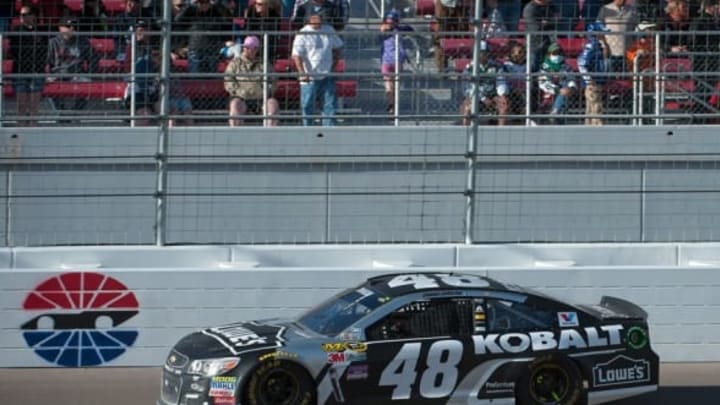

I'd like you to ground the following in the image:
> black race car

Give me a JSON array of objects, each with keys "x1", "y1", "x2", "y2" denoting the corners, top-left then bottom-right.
[{"x1": 158, "y1": 272, "x2": 658, "y2": 405}]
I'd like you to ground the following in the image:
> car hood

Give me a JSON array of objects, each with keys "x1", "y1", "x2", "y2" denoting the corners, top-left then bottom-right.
[{"x1": 173, "y1": 319, "x2": 304, "y2": 358}]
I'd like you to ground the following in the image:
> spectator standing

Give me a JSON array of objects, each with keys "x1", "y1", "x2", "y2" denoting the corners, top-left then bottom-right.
[
  {"x1": 598, "y1": 0, "x2": 639, "y2": 73},
  {"x1": 433, "y1": 0, "x2": 471, "y2": 71},
  {"x1": 291, "y1": 12, "x2": 343, "y2": 127},
  {"x1": 175, "y1": 0, "x2": 232, "y2": 74},
  {"x1": 538, "y1": 42, "x2": 577, "y2": 122},
  {"x1": 379, "y1": 10, "x2": 413, "y2": 115},
  {"x1": 47, "y1": 18, "x2": 96, "y2": 119},
  {"x1": 459, "y1": 40, "x2": 509, "y2": 126},
  {"x1": 9, "y1": 5, "x2": 48, "y2": 126},
  {"x1": 625, "y1": 21, "x2": 656, "y2": 123},
  {"x1": 224, "y1": 35, "x2": 279, "y2": 126},
  {"x1": 170, "y1": 0, "x2": 190, "y2": 64},
  {"x1": 523, "y1": 0, "x2": 559, "y2": 71},
  {"x1": 283, "y1": 0, "x2": 296, "y2": 17},
  {"x1": 498, "y1": 41, "x2": 528, "y2": 125},
  {"x1": 659, "y1": 0, "x2": 692, "y2": 54},
  {"x1": 577, "y1": 22, "x2": 610, "y2": 125},
  {"x1": 293, "y1": 0, "x2": 348, "y2": 31},
  {"x1": 245, "y1": 0, "x2": 282, "y2": 61}
]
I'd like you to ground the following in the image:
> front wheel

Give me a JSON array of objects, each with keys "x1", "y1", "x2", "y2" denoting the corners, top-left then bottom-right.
[
  {"x1": 244, "y1": 360, "x2": 315, "y2": 405},
  {"x1": 515, "y1": 355, "x2": 585, "y2": 405}
]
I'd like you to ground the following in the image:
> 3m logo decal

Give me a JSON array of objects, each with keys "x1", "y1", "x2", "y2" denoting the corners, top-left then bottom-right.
[{"x1": 21, "y1": 272, "x2": 139, "y2": 367}]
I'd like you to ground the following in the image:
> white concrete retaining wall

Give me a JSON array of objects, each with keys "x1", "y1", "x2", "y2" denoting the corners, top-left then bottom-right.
[{"x1": 1, "y1": 243, "x2": 719, "y2": 367}]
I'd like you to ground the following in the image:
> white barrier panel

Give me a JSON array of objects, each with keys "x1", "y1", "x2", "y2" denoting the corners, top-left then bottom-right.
[{"x1": 1, "y1": 261, "x2": 719, "y2": 367}]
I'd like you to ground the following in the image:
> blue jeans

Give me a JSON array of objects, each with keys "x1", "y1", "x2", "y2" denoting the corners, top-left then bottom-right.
[
  {"x1": 300, "y1": 77, "x2": 337, "y2": 127},
  {"x1": 553, "y1": 93, "x2": 567, "y2": 113}
]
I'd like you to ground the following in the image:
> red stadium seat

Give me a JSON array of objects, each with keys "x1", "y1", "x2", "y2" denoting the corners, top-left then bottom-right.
[
  {"x1": 98, "y1": 59, "x2": 126, "y2": 73},
  {"x1": 440, "y1": 38, "x2": 474, "y2": 59},
  {"x1": 454, "y1": 58, "x2": 471, "y2": 72},
  {"x1": 660, "y1": 58, "x2": 695, "y2": 112},
  {"x1": 89, "y1": 38, "x2": 116, "y2": 55},
  {"x1": 557, "y1": 37, "x2": 585, "y2": 58},
  {"x1": 416, "y1": 0, "x2": 435, "y2": 16},
  {"x1": 2, "y1": 60, "x2": 14, "y2": 74},
  {"x1": 102, "y1": 0, "x2": 126, "y2": 14},
  {"x1": 42, "y1": 81, "x2": 126, "y2": 99},
  {"x1": 64, "y1": 0, "x2": 84, "y2": 13}
]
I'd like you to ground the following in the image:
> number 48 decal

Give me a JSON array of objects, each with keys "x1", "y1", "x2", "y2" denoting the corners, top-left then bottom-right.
[
  {"x1": 388, "y1": 274, "x2": 490, "y2": 290},
  {"x1": 379, "y1": 340, "x2": 463, "y2": 399}
]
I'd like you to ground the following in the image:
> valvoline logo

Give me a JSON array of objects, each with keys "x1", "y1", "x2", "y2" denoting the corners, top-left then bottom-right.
[{"x1": 20, "y1": 272, "x2": 139, "y2": 367}]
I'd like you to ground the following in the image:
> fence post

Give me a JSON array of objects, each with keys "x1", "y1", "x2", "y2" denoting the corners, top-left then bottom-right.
[
  {"x1": 155, "y1": 0, "x2": 172, "y2": 246},
  {"x1": 464, "y1": 0, "x2": 482, "y2": 245}
]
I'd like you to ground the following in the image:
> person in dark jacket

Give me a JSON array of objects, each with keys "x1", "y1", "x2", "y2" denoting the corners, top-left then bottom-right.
[
  {"x1": 0, "y1": 0, "x2": 14, "y2": 33},
  {"x1": 577, "y1": 22, "x2": 610, "y2": 125},
  {"x1": 9, "y1": 5, "x2": 48, "y2": 126},
  {"x1": 292, "y1": 0, "x2": 347, "y2": 31},
  {"x1": 174, "y1": 0, "x2": 232, "y2": 74},
  {"x1": 47, "y1": 18, "x2": 96, "y2": 117},
  {"x1": 244, "y1": 0, "x2": 282, "y2": 61}
]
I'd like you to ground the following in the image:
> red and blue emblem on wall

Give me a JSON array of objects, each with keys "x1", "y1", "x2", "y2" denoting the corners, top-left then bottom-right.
[{"x1": 20, "y1": 272, "x2": 139, "y2": 367}]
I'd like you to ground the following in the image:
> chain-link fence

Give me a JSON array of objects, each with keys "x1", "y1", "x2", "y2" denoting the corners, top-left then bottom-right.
[{"x1": 2, "y1": 1, "x2": 720, "y2": 127}]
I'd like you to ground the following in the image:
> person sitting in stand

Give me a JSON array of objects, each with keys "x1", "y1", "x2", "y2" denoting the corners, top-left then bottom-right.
[
  {"x1": 379, "y1": 10, "x2": 413, "y2": 115},
  {"x1": 538, "y1": 42, "x2": 577, "y2": 124},
  {"x1": 459, "y1": 40, "x2": 508, "y2": 126},
  {"x1": 224, "y1": 35, "x2": 279, "y2": 126},
  {"x1": 498, "y1": 41, "x2": 528, "y2": 125},
  {"x1": 9, "y1": 5, "x2": 48, "y2": 126}
]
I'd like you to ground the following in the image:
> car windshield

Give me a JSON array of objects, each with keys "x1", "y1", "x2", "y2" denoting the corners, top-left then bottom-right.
[{"x1": 297, "y1": 287, "x2": 386, "y2": 336}]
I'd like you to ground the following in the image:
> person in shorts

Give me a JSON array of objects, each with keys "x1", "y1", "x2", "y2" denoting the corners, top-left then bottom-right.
[{"x1": 224, "y1": 35, "x2": 279, "y2": 126}]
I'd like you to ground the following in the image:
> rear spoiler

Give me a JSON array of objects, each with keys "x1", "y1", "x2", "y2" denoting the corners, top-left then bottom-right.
[{"x1": 599, "y1": 296, "x2": 648, "y2": 320}]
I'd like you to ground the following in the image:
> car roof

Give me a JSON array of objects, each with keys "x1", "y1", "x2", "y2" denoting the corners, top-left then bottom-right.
[{"x1": 362, "y1": 272, "x2": 519, "y2": 299}]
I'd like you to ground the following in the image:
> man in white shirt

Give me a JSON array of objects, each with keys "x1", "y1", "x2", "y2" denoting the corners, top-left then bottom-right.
[
  {"x1": 291, "y1": 12, "x2": 344, "y2": 126},
  {"x1": 597, "y1": 0, "x2": 638, "y2": 72}
]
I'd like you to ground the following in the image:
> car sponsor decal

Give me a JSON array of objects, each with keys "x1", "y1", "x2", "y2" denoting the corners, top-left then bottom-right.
[
  {"x1": 20, "y1": 272, "x2": 139, "y2": 367},
  {"x1": 484, "y1": 381, "x2": 515, "y2": 395},
  {"x1": 592, "y1": 355, "x2": 651, "y2": 387},
  {"x1": 202, "y1": 322, "x2": 286, "y2": 355},
  {"x1": 208, "y1": 376, "x2": 238, "y2": 398},
  {"x1": 258, "y1": 350, "x2": 298, "y2": 362},
  {"x1": 626, "y1": 326, "x2": 649, "y2": 350},
  {"x1": 321, "y1": 341, "x2": 368, "y2": 352},
  {"x1": 473, "y1": 325, "x2": 624, "y2": 354},
  {"x1": 346, "y1": 364, "x2": 369, "y2": 381},
  {"x1": 558, "y1": 311, "x2": 579, "y2": 327}
]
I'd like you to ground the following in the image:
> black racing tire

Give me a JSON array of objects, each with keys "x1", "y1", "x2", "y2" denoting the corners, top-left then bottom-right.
[
  {"x1": 515, "y1": 355, "x2": 585, "y2": 405},
  {"x1": 243, "y1": 360, "x2": 316, "y2": 405}
]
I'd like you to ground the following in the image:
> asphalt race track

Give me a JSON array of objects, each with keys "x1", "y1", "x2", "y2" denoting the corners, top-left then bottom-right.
[{"x1": 0, "y1": 363, "x2": 718, "y2": 405}]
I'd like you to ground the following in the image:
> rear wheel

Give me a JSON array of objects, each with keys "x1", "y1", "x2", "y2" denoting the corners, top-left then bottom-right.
[
  {"x1": 244, "y1": 360, "x2": 315, "y2": 405},
  {"x1": 516, "y1": 355, "x2": 584, "y2": 405}
]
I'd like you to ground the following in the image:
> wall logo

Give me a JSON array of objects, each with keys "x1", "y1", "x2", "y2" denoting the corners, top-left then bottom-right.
[
  {"x1": 592, "y1": 355, "x2": 651, "y2": 387},
  {"x1": 20, "y1": 272, "x2": 139, "y2": 367}
]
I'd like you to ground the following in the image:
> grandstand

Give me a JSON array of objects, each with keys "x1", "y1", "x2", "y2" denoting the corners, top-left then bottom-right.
[{"x1": 1, "y1": 0, "x2": 719, "y2": 126}]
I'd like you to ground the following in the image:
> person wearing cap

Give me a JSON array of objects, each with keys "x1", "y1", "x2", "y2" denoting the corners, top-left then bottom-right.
[
  {"x1": 9, "y1": 5, "x2": 47, "y2": 126},
  {"x1": 598, "y1": 0, "x2": 639, "y2": 73},
  {"x1": 458, "y1": 40, "x2": 508, "y2": 126},
  {"x1": 578, "y1": 22, "x2": 611, "y2": 125},
  {"x1": 538, "y1": 43, "x2": 578, "y2": 123},
  {"x1": 379, "y1": 10, "x2": 413, "y2": 115},
  {"x1": 224, "y1": 35, "x2": 280, "y2": 127},
  {"x1": 291, "y1": 12, "x2": 343, "y2": 126},
  {"x1": 47, "y1": 17, "x2": 96, "y2": 120}
]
